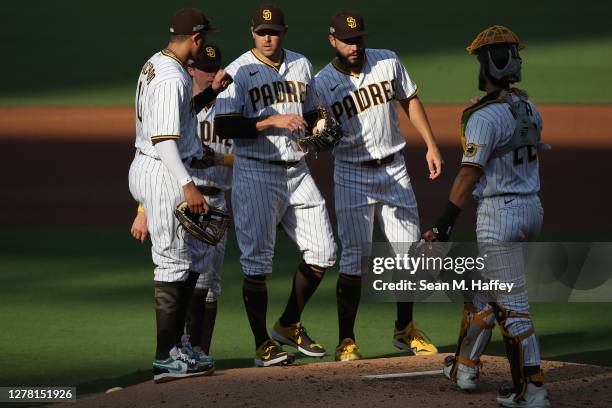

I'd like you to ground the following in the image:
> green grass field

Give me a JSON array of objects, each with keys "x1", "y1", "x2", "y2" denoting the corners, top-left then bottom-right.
[
  {"x1": 1, "y1": 0, "x2": 611, "y2": 105},
  {"x1": 1, "y1": 229, "x2": 611, "y2": 396}
]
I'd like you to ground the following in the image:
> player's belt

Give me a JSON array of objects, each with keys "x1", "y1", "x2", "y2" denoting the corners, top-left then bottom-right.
[
  {"x1": 360, "y1": 153, "x2": 395, "y2": 168},
  {"x1": 244, "y1": 156, "x2": 300, "y2": 167},
  {"x1": 137, "y1": 149, "x2": 193, "y2": 164},
  {"x1": 198, "y1": 186, "x2": 223, "y2": 196}
]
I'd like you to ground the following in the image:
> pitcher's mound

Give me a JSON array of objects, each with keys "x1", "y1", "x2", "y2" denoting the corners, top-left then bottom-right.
[{"x1": 58, "y1": 354, "x2": 612, "y2": 408}]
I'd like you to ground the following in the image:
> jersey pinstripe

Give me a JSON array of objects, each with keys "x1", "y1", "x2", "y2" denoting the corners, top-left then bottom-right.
[
  {"x1": 462, "y1": 93, "x2": 545, "y2": 374},
  {"x1": 129, "y1": 50, "x2": 210, "y2": 283},
  {"x1": 315, "y1": 49, "x2": 417, "y2": 162},
  {"x1": 316, "y1": 49, "x2": 420, "y2": 275},
  {"x1": 191, "y1": 104, "x2": 233, "y2": 191},
  {"x1": 461, "y1": 96, "x2": 543, "y2": 199},
  {"x1": 215, "y1": 49, "x2": 318, "y2": 161},
  {"x1": 134, "y1": 51, "x2": 202, "y2": 160}
]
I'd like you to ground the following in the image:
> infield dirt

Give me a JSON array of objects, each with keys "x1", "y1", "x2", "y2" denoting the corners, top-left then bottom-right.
[{"x1": 52, "y1": 354, "x2": 612, "y2": 408}]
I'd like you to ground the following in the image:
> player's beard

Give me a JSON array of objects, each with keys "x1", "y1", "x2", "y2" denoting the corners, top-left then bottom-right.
[{"x1": 336, "y1": 50, "x2": 364, "y2": 71}]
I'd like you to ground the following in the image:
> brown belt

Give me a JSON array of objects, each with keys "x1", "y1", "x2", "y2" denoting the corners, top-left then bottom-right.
[
  {"x1": 361, "y1": 154, "x2": 395, "y2": 168},
  {"x1": 198, "y1": 186, "x2": 223, "y2": 196},
  {"x1": 246, "y1": 156, "x2": 300, "y2": 167}
]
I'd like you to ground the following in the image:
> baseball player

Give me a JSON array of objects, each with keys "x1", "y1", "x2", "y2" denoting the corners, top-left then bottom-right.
[
  {"x1": 128, "y1": 8, "x2": 231, "y2": 383},
  {"x1": 314, "y1": 11, "x2": 443, "y2": 361},
  {"x1": 214, "y1": 3, "x2": 337, "y2": 367},
  {"x1": 130, "y1": 45, "x2": 234, "y2": 357},
  {"x1": 422, "y1": 26, "x2": 550, "y2": 407}
]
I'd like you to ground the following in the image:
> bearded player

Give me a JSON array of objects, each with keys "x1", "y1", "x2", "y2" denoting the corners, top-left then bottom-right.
[
  {"x1": 423, "y1": 26, "x2": 550, "y2": 407},
  {"x1": 314, "y1": 11, "x2": 443, "y2": 361}
]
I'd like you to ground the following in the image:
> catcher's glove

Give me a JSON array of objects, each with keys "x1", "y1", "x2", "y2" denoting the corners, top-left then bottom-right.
[
  {"x1": 175, "y1": 201, "x2": 230, "y2": 246},
  {"x1": 297, "y1": 109, "x2": 344, "y2": 153}
]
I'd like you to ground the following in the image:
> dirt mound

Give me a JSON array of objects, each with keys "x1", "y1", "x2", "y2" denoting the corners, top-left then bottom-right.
[{"x1": 55, "y1": 354, "x2": 612, "y2": 408}]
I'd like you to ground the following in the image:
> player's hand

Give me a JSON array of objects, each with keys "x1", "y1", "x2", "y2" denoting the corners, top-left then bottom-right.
[
  {"x1": 421, "y1": 226, "x2": 451, "y2": 242},
  {"x1": 426, "y1": 146, "x2": 444, "y2": 180},
  {"x1": 131, "y1": 212, "x2": 149, "y2": 244},
  {"x1": 183, "y1": 182, "x2": 209, "y2": 214},
  {"x1": 190, "y1": 144, "x2": 216, "y2": 169},
  {"x1": 264, "y1": 114, "x2": 308, "y2": 133},
  {"x1": 211, "y1": 69, "x2": 233, "y2": 93}
]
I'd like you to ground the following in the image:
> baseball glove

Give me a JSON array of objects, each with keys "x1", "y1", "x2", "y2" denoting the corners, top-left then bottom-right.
[
  {"x1": 297, "y1": 109, "x2": 344, "y2": 153},
  {"x1": 189, "y1": 144, "x2": 216, "y2": 169},
  {"x1": 175, "y1": 201, "x2": 230, "y2": 246}
]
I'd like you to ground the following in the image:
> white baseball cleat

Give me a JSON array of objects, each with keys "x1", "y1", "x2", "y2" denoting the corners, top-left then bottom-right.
[
  {"x1": 496, "y1": 383, "x2": 551, "y2": 408},
  {"x1": 443, "y1": 355, "x2": 479, "y2": 391}
]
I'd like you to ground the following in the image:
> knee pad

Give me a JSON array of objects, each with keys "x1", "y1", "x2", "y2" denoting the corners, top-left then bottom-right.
[
  {"x1": 449, "y1": 303, "x2": 495, "y2": 380},
  {"x1": 491, "y1": 303, "x2": 544, "y2": 400}
]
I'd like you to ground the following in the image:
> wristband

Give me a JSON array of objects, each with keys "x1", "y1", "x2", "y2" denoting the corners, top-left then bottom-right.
[
  {"x1": 223, "y1": 154, "x2": 234, "y2": 167},
  {"x1": 435, "y1": 201, "x2": 461, "y2": 232},
  {"x1": 137, "y1": 203, "x2": 145, "y2": 214},
  {"x1": 180, "y1": 176, "x2": 193, "y2": 187}
]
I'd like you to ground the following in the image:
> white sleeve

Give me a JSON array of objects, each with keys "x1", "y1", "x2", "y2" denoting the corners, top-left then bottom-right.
[
  {"x1": 154, "y1": 139, "x2": 192, "y2": 186},
  {"x1": 393, "y1": 53, "x2": 417, "y2": 100}
]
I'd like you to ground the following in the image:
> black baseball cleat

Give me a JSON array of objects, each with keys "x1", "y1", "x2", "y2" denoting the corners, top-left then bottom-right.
[{"x1": 271, "y1": 320, "x2": 327, "y2": 357}]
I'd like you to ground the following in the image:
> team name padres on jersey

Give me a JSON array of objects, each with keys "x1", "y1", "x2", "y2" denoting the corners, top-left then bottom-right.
[
  {"x1": 193, "y1": 105, "x2": 233, "y2": 191},
  {"x1": 329, "y1": 79, "x2": 396, "y2": 123},
  {"x1": 248, "y1": 80, "x2": 308, "y2": 111},
  {"x1": 216, "y1": 49, "x2": 318, "y2": 161},
  {"x1": 315, "y1": 49, "x2": 417, "y2": 162}
]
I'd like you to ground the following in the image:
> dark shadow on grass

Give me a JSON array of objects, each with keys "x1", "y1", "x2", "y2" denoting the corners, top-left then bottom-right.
[{"x1": 547, "y1": 349, "x2": 612, "y2": 368}]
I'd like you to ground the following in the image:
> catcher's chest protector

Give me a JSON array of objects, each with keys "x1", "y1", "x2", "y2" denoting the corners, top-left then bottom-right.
[{"x1": 490, "y1": 90, "x2": 544, "y2": 158}]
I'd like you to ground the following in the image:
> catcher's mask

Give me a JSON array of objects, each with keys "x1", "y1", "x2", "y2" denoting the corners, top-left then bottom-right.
[
  {"x1": 468, "y1": 25, "x2": 523, "y2": 84},
  {"x1": 478, "y1": 44, "x2": 522, "y2": 83},
  {"x1": 175, "y1": 202, "x2": 231, "y2": 246}
]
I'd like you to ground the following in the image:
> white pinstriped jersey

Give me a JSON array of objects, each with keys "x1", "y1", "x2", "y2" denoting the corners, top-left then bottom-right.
[
  {"x1": 215, "y1": 49, "x2": 319, "y2": 161},
  {"x1": 195, "y1": 105, "x2": 233, "y2": 191},
  {"x1": 314, "y1": 49, "x2": 417, "y2": 162},
  {"x1": 134, "y1": 51, "x2": 202, "y2": 160},
  {"x1": 461, "y1": 93, "x2": 543, "y2": 199}
]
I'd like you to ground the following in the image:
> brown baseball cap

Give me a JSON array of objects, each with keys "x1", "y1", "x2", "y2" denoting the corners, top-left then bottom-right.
[
  {"x1": 170, "y1": 7, "x2": 218, "y2": 35},
  {"x1": 251, "y1": 4, "x2": 286, "y2": 32},
  {"x1": 188, "y1": 44, "x2": 222, "y2": 72},
  {"x1": 330, "y1": 11, "x2": 367, "y2": 40}
]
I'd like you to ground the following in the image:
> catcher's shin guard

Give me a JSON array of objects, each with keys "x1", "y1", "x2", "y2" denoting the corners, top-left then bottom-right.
[
  {"x1": 491, "y1": 303, "x2": 544, "y2": 401},
  {"x1": 448, "y1": 302, "x2": 495, "y2": 382}
]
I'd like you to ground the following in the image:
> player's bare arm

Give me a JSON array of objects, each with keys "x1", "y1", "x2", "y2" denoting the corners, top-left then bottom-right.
[
  {"x1": 422, "y1": 165, "x2": 481, "y2": 242},
  {"x1": 131, "y1": 204, "x2": 149, "y2": 244},
  {"x1": 448, "y1": 165, "x2": 483, "y2": 208},
  {"x1": 399, "y1": 97, "x2": 444, "y2": 180},
  {"x1": 255, "y1": 114, "x2": 308, "y2": 133}
]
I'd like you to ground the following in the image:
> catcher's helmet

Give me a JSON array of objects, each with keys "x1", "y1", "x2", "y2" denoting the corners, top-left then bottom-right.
[{"x1": 468, "y1": 25, "x2": 524, "y2": 84}]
